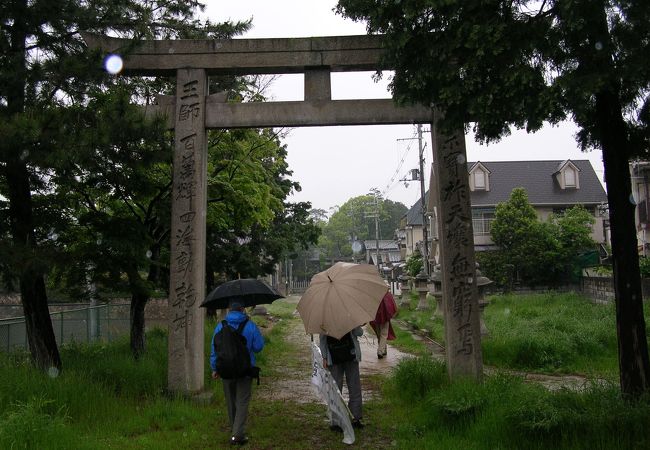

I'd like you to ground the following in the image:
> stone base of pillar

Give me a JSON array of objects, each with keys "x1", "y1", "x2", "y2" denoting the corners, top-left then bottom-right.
[
  {"x1": 415, "y1": 290, "x2": 429, "y2": 310},
  {"x1": 433, "y1": 295, "x2": 444, "y2": 318},
  {"x1": 399, "y1": 290, "x2": 411, "y2": 309},
  {"x1": 250, "y1": 305, "x2": 268, "y2": 316}
]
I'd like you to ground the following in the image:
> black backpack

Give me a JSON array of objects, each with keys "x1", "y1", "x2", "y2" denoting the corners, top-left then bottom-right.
[
  {"x1": 326, "y1": 333, "x2": 356, "y2": 364},
  {"x1": 213, "y1": 319, "x2": 253, "y2": 380}
]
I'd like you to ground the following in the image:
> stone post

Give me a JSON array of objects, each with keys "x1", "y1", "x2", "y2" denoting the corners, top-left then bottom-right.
[
  {"x1": 398, "y1": 275, "x2": 411, "y2": 308},
  {"x1": 415, "y1": 271, "x2": 430, "y2": 310},
  {"x1": 429, "y1": 266, "x2": 444, "y2": 319},
  {"x1": 167, "y1": 69, "x2": 208, "y2": 394},
  {"x1": 431, "y1": 112, "x2": 483, "y2": 380}
]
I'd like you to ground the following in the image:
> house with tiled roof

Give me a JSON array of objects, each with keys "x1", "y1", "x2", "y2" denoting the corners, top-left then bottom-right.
[{"x1": 398, "y1": 159, "x2": 609, "y2": 263}]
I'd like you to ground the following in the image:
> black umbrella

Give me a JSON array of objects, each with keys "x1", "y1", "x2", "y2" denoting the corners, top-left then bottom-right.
[{"x1": 200, "y1": 278, "x2": 284, "y2": 310}]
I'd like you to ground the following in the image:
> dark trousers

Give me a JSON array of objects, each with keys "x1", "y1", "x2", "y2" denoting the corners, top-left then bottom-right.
[
  {"x1": 222, "y1": 377, "x2": 252, "y2": 438},
  {"x1": 329, "y1": 360, "x2": 362, "y2": 421}
]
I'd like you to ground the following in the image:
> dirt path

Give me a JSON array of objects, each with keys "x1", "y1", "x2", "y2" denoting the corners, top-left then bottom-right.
[
  {"x1": 260, "y1": 294, "x2": 593, "y2": 411},
  {"x1": 258, "y1": 296, "x2": 411, "y2": 405}
]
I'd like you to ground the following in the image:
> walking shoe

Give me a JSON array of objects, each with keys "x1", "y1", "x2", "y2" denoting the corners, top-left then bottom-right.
[
  {"x1": 230, "y1": 435, "x2": 248, "y2": 446},
  {"x1": 329, "y1": 424, "x2": 343, "y2": 433},
  {"x1": 352, "y1": 419, "x2": 365, "y2": 429},
  {"x1": 377, "y1": 353, "x2": 384, "y2": 359}
]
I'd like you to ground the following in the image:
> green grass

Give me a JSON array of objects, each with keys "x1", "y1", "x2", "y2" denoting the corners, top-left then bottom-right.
[
  {"x1": 395, "y1": 290, "x2": 649, "y2": 378},
  {"x1": 383, "y1": 356, "x2": 650, "y2": 450}
]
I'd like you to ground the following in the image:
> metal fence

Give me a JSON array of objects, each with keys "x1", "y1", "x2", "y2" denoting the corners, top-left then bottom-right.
[{"x1": 0, "y1": 304, "x2": 131, "y2": 352}]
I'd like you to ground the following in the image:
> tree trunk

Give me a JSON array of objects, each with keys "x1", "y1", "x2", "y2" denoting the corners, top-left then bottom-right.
[
  {"x1": 130, "y1": 291, "x2": 147, "y2": 359},
  {"x1": 127, "y1": 269, "x2": 148, "y2": 359},
  {"x1": 6, "y1": 158, "x2": 61, "y2": 371},
  {"x1": 598, "y1": 88, "x2": 650, "y2": 396}
]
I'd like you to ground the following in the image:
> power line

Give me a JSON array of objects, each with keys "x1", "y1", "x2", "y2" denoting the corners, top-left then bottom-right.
[{"x1": 381, "y1": 126, "x2": 418, "y2": 199}]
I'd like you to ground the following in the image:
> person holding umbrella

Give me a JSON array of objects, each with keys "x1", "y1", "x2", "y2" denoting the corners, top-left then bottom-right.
[
  {"x1": 209, "y1": 299, "x2": 265, "y2": 446},
  {"x1": 370, "y1": 291, "x2": 398, "y2": 359},
  {"x1": 298, "y1": 262, "x2": 389, "y2": 432},
  {"x1": 319, "y1": 326, "x2": 365, "y2": 430}
]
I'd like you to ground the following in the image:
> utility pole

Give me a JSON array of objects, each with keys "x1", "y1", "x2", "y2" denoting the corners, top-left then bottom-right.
[
  {"x1": 367, "y1": 189, "x2": 381, "y2": 273},
  {"x1": 418, "y1": 124, "x2": 430, "y2": 275}
]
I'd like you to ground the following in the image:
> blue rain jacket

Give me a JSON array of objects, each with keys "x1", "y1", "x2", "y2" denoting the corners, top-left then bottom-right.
[{"x1": 209, "y1": 310, "x2": 264, "y2": 372}]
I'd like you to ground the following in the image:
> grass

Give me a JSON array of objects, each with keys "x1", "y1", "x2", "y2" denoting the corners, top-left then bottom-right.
[
  {"x1": 395, "y1": 290, "x2": 650, "y2": 378},
  {"x1": 1, "y1": 294, "x2": 649, "y2": 449},
  {"x1": 383, "y1": 356, "x2": 650, "y2": 450}
]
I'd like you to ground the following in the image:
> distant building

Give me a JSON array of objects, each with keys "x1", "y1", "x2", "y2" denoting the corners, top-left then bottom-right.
[{"x1": 397, "y1": 159, "x2": 609, "y2": 266}]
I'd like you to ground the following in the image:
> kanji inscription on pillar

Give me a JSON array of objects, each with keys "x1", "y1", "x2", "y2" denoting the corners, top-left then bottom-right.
[
  {"x1": 431, "y1": 115, "x2": 483, "y2": 380},
  {"x1": 168, "y1": 69, "x2": 207, "y2": 393}
]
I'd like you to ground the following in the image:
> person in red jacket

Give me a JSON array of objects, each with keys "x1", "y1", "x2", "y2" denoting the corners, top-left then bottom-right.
[{"x1": 370, "y1": 291, "x2": 398, "y2": 359}]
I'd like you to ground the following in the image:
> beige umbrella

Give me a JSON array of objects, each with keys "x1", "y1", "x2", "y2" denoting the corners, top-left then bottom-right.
[{"x1": 297, "y1": 262, "x2": 389, "y2": 339}]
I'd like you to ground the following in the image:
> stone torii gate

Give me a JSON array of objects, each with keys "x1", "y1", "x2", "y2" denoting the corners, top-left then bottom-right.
[{"x1": 83, "y1": 33, "x2": 483, "y2": 394}]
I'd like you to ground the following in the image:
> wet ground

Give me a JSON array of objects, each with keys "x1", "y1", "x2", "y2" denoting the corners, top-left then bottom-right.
[
  {"x1": 259, "y1": 295, "x2": 595, "y2": 407},
  {"x1": 258, "y1": 296, "x2": 412, "y2": 405}
]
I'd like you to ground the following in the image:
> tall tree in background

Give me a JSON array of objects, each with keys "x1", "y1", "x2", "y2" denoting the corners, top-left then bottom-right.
[
  {"x1": 336, "y1": 0, "x2": 649, "y2": 395},
  {"x1": 0, "y1": 0, "x2": 242, "y2": 368},
  {"x1": 320, "y1": 194, "x2": 407, "y2": 261}
]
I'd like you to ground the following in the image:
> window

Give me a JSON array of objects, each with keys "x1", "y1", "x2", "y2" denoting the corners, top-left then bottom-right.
[
  {"x1": 564, "y1": 168, "x2": 576, "y2": 187},
  {"x1": 472, "y1": 208, "x2": 495, "y2": 235},
  {"x1": 474, "y1": 170, "x2": 486, "y2": 189}
]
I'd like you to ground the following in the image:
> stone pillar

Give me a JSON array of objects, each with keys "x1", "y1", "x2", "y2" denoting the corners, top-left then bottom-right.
[
  {"x1": 431, "y1": 112, "x2": 483, "y2": 380},
  {"x1": 399, "y1": 275, "x2": 411, "y2": 308},
  {"x1": 168, "y1": 69, "x2": 208, "y2": 394}
]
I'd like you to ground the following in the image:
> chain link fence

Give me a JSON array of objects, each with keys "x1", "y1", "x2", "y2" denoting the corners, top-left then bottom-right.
[{"x1": 0, "y1": 304, "x2": 131, "y2": 352}]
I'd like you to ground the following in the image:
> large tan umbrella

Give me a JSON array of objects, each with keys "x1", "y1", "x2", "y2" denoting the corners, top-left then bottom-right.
[{"x1": 297, "y1": 262, "x2": 389, "y2": 339}]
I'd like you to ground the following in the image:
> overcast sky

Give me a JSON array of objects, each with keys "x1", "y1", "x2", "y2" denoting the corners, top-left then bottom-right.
[{"x1": 203, "y1": 1, "x2": 605, "y2": 213}]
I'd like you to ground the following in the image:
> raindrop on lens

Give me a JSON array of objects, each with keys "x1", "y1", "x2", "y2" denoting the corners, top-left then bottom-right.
[
  {"x1": 96, "y1": 239, "x2": 102, "y2": 245},
  {"x1": 457, "y1": 154, "x2": 466, "y2": 164},
  {"x1": 103, "y1": 54, "x2": 124, "y2": 75},
  {"x1": 48, "y1": 367, "x2": 59, "y2": 378},
  {"x1": 146, "y1": 250, "x2": 152, "y2": 258},
  {"x1": 20, "y1": 150, "x2": 29, "y2": 160},
  {"x1": 504, "y1": 308, "x2": 511, "y2": 316},
  {"x1": 595, "y1": 41, "x2": 603, "y2": 50}
]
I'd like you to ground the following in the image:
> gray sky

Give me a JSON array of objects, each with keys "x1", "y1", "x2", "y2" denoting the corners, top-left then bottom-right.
[{"x1": 204, "y1": 1, "x2": 605, "y2": 213}]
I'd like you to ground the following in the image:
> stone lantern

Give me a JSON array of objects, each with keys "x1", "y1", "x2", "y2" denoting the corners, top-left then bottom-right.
[
  {"x1": 476, "y1": 264, "x2": 493, "y2": 336},
  {"x1": 398, "y1": 274, "x2": 411, "y2": 308},
  {"x1": 415, "y1": 270, "x2": 430, "y2": 310},
  {"x1": 428, "y1": 265, "x2": 444, "y2": 318}
]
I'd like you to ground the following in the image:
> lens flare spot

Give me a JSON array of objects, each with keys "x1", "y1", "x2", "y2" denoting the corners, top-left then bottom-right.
[{"x1": 104, "y1": 54, "x2": 124, "y2": 74}]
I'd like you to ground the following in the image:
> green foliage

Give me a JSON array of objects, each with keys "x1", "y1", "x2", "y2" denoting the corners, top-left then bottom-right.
[
  {"x1": 640, "y1": 257, "x2": 650, "y2": 278},
  {"x1": 485, "y1": 189, "x2": 597, "y2": 287},
  {"x1": 489, "y1": 189, "x2": 562, "y2": 286},
  {"x1": 319, "y1": 194, "x2": 407, "y2": 261},
  {"x1": 405, "y1": 250, "x2": 423, "y2": 277}
]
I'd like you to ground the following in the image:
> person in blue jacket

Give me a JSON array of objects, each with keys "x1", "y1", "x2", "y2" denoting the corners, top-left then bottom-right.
[{"x1": 210, "y1": 300, "x2": 264, "y2": 446}]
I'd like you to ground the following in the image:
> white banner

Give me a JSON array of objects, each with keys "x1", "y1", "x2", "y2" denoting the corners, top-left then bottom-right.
[{"x1": 311, "y1": 342, "x2": 355, "y2": 445}]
